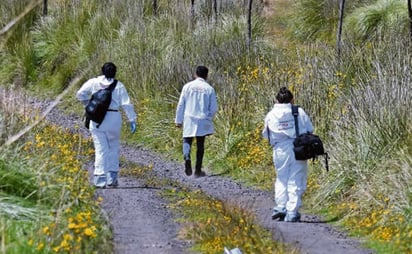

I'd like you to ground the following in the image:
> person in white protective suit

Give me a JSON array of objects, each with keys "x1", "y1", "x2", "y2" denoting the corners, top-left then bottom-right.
[
  {"x1": 262, "y1": 87, "x2": 313, "y2": 222},
  {"x1": 175, "y1": 65, "x2": 218, "y2": 177},
  {"x1": 76, "y1": 62, "x2": 137, "y2": 188}
]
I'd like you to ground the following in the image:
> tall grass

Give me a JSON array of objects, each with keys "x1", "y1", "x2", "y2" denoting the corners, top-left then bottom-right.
[
  {"x1": 345, "y1": 0, "x2": 408, "y2": 41},
  {"x1": 0, "y1": 86, "x2": 112, "y2": 253},
  {"x1": 1, "y1": 0, "x2": 412, "y2": 252},
  {"x1": 286, "y1": 0, "x2": 410, "y2": 44},
  {"x1": 288, "y1": 37, "x2": 412, "y2": 252},
  {"x1": 287, "y1": 0, "x2": 340, "y2": 42},
  {"x1": 0, "y1": 125, "x2": 113, "y2": 253}
]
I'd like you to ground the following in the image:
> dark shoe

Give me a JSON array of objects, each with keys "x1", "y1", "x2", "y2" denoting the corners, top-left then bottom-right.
[
  {"x1": 285, "y1": 212, "x2": 301, "y2": 222},
  {"x1": 185, "y1": 160, "x2": 192, "y2": 176},
  {"x1": 194, "y1": 171, "x2": 206, "y2": 178},
  {"x1": 107, "y1": 179, "x2": 118, "y2": 188},
  {"x1": 271, "y1": 208, "x2": 286, "y2": 221},
  {"x1": 107, "y1": 172, "x2": 118, "y2": 187}
]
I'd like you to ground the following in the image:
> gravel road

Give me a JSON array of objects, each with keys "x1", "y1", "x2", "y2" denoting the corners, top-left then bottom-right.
[{"x1": 36, "y1": 97, "x2": 373, "y2": 254}]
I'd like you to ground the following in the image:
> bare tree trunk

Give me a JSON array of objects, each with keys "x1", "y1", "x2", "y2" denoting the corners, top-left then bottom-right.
[
  {"x1": 191, "y1": 0, "x2": 195, "y2": 18},
  {"x1": 190, "y1": 0, "x2": 195, "y2": 28},
  {"x1": 247, "y1": 0, "x2": 253, "y2": 50},
  {"x1": 205, "y1": 0, "x2": 212, "y2": 21},
  {"x1": 153, "y1": 0, "x2": 158, "y2": 16},
  {"x1": 213, "y1": 0, "x2": 218, "y2": 21},
  {"x1": 336, "y1": 0, "x2": 345, "y2": 58},
  {"x1": 408, "y1": 0, "x2": 412, "y2": 38},
  {"x1": 43, "y1": 0, "x2": 47, "y2": 16}
]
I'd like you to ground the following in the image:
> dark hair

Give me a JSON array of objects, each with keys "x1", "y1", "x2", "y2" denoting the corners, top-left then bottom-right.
[
  {"x1": 101, "y1": 62, "x2": 117, "y2": 79},
  {"x1": 196, "y1": 66, "x2": 208, "y2": 79},
  {"x1": 275, "y1": 87, "x2": 293, "y2": 103}
]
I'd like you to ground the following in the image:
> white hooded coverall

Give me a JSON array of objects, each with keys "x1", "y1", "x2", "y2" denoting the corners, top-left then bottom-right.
[
  {"x1": 262, "y1": 103, "x2": 313, "y2": 215},
  {"x1": 76, "y1": 75, "x2": 136, "y2": 177}
]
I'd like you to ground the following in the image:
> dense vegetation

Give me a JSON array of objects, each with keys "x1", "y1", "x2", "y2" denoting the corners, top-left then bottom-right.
[{"x1": 1, "y1": 0, "x2": 411, "y2": 253}]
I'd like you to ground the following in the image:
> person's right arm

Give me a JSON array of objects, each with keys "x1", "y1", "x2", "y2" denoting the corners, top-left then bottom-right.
[
  {"x1": 76, "y1": 79, "x2": 94, "y2": 105},
  {"x1": 175, "y1": 86, "x2": 186, "y2": 127}
]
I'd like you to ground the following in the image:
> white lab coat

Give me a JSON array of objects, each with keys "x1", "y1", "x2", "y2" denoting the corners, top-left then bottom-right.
[
  {"x1": 175, "y1": 77, "x2": 218, "y2": 137},
  {"x1": 76, "y1": 75, "x2": 136, "y2": 175},
  {"x1": 262, "y1": 103, "x2": 314, "y2": 215}
]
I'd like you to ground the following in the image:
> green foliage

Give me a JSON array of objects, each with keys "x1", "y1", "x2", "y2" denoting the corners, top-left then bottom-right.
[
  {"x1": 287, "y1": 0, "x2": 409, "y2": 44},
  {"x1": 1, "y1": 0, "x2": 412, "y2": 252},
  {"x1": 293, "y1": 39, "x2": 412, "y2": 252},
  {"x1": 0, "y1": 159, "x2": 37, "y2": 198},
  {"x1": 0, "y1": 104, "x2": 112, "y2": 253},
  {"x1": 287, "y1": 0, "x2": 340, "y2": 42},
  {"x1": 0, "y1": 0, "x2": 40, "y2": 47},
  {"x1": 345, "y1": 0, "x2": 408, "y2": 41}
]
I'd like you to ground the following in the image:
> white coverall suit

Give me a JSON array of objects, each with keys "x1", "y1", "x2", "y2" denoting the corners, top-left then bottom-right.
[
  {"x1": 76, "y1": 75, "x2": 136, "y2": 186},
  {"x1": 262, "y1": 103, "x2": 313, "y2": 217}
]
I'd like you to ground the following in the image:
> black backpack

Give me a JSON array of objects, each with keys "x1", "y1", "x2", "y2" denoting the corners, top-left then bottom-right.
[
  {"x1": 292, "y1": 105, "x2": 329, "y2": 171},
  {"x1": 85, "y1": 80, "x2": 117, "y2": 129}
]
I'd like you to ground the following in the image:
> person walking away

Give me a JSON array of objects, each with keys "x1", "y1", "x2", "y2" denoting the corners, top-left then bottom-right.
[
  {"x1": 262, "y1": 87, "x2": 314, "y2": 222},
  {"x1": 76, "y1": 62, "x2": 137, "y2": 188},
  {"x1": 175, "y1": 66, "x2": 218, "y2": 177}
]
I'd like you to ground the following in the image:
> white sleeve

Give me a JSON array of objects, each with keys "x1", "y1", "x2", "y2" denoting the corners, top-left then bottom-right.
[
  {"x1": 175, "y1": 87, "x2": 186, "y2": 124},
  {"x1": 262, "y1": 115, "x2": 269, "y2": 140},
  {"x1": 209, "y1": 89, "x2": 218, "y2": 118},
  {"x1": 76, "y1": 79, "x2": 94, "y2": 101},
  {"x1": 119, "y1": 86, "x2": 137, "y2": 122}
]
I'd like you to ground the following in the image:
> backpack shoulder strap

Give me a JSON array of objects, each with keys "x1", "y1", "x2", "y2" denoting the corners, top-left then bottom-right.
[
  {"x1": 108, "y1": 79, "x2": 118, "y2": 91},
  {"x1": 292, "y1": 105, "x2": 299, "y2": 136}
]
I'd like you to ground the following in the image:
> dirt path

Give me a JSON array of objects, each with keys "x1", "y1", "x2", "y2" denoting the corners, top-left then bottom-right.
[
  {"x1": 37, "y1": 103, "x2": 375, "y2": 254},
  {"x1": 96, "y1": 174, "x2": 190, "y2": 254},
  {"x1": 96, "y1": 145, "x2": 371, "y2": 254}
]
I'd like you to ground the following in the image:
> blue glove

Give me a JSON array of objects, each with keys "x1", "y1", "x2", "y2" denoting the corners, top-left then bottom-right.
[{"x1": 130, "y1": 121, "x2": 136, "y2": 134}]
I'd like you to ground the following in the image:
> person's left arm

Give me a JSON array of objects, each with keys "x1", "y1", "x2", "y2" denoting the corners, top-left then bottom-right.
[
  {"x1": 209, "y1": 88, "x2": 218, "y2": 118},
  {"x1": 118, "y1": 84, "x2": 137, "y2": 133}
]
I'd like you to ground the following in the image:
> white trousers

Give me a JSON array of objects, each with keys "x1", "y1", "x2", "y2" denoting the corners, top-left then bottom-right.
[
  {"x1": 90, "y1": 111, "x2": 122, "y2": 175},
  {"x1": 273, "y1": 141, "x2": 308, "y2": 214}
]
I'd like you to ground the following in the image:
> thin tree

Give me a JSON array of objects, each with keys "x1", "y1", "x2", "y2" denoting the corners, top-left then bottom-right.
[
  {"x1": 153, "y1": 0, "x2": 158, "y2": 16},
  {"x1": 408, "y1": 0, "x2": 412, "y2": 38},
  {"x1": 337, "y1": 0, "x2": 345, "y2": 57},
  {"x1": 43, "y1": 0, "x2": 47, "y2": 16},
  {"x1": 247, "y1": 0, "x2": 253, "y2": 50},
  {"x1": 213, "y1": 0, "x2": 218, "y2": 22},
  {"x1": 191, "y1": 0, "x2": 195, "y2": 19},
  {"x1": 189, "y1": 0, "x2": 195, "y2": 28}
]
